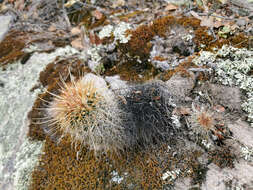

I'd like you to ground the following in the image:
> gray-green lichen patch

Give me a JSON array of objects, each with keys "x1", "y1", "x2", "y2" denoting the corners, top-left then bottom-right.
[
  {"x1": 98, "y1": 22, "x2": 132, "y2": 43},
  {"x1": 193, "y1": 45, "x2": 253, "y2": 126},
  {"x1": 0, "y1": 46, "x2": 81, "y2": 190}
]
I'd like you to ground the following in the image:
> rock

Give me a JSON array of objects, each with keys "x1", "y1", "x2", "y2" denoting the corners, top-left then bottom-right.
[
  {"x1": 208, "y1": 84, "x2": 242, "y2": 110},
  {"x1": 236, "y1": 19, "x2": 247, "y2": 26},
  {"x1": 165, "y1": 73, "x2": 196, "y2": 101},
  {"x1": 105, "y1": 75, "x2": 128, "y2": 94},
  {"x1": 174, "y1": 178, "x2": 191, "y2": 189},
  {"x1": 0, "y1": 46, "x2": 82, "y2": 190},
  {"x1": 202, "y1": 162, "x2": 253, "y2": 190},
  {"x1": 227, "y1": 120, "x2": 253, "y2": 148},
  {"x1": 0, "y1": 15, "x2": 13, "y2": 43}
]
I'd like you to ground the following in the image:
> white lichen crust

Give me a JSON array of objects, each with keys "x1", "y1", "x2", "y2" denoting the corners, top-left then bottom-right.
[
  {"x1": 193, "y1": 45, "x2": 253, "y2": 126},
  {"x1": 0, "y1": 46, "x2": 81, "y2": 190}
]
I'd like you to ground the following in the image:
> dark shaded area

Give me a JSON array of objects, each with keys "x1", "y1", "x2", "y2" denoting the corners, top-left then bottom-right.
[{"x1": 120, "y1": 81, "x2": 178, "y2": 149}]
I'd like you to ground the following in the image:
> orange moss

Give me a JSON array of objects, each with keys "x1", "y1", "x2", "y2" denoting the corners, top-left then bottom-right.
[
  {"x1": 105, "y1": 60, "x2": 158, "y2": 82},
  {"x1": 153, "y1": 56, "x2": 167, "y2": 61},
  {"x1": 30, "y1": 134, "x2": 207, "y2": 190},
  {"x1": 151, "y1": 15, "x2": 175, "y2": 37},
  {"x1": 124, "y1": 14, "x2": 250, "y2": 60},
  {"x1": 125, "y1": 24, "x2": 155, "y2": 57},
  {"x1": 159, "y1": 56, "x2": 197, "y2": 81},
  {"x1": 177, "y1": 17, "x2": 201, "y2": 29},
  {"x1": 0, "y1": 31, "x2": 27, "y2": 66},
  {"x1": 208, "y1": 147, "x2": 236, "y2": 168}
]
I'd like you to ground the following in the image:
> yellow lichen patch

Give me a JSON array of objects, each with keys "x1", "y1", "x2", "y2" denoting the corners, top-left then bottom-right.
[{"x1": 0, "y1": 30, "x2": 27, "y2": 66}]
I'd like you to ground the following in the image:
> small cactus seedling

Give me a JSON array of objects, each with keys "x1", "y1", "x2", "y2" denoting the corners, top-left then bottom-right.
[{"x1": 189, "y1": 104, "x2": 215, "y2": 139}]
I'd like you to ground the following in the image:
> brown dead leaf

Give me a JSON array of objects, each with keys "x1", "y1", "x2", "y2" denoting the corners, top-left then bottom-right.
[
  {"x1": 200, "y1": 16, "x2": 215, "y2": 27},
  {"x1": 179, "y1": 107, "x2": 191, "y2": 115},
  {"x1": 173, "y1": 107, "x2": 191, "y2": 115},
  {"x1": 91, "y1": 10, "x2": 103, "y2": 20},
  {"x1": 165, "y1": 3, "x2": 178, "y2": 11},
  {"x1": 71, "y1": 27, "x2": 81, "y2": 35},
  {"x1": 89, "y1": 31, "x2": 102, "y2": 45},
  {"x1": 48, "y1": 25, "x2": 57, "y2": 32},
  {"x1": 71, "y1": 38, "x2": 84, "y2": 49}
]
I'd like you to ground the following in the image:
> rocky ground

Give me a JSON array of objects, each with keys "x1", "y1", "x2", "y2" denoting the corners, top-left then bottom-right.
[{"x1": 0, "y1": 0, "x2": 253, "y2": 189}]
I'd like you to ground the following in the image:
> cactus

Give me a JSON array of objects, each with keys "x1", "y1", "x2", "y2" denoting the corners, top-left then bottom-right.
[{"x1": 44, "y1": 74, "x2": 127, "y2": 154}]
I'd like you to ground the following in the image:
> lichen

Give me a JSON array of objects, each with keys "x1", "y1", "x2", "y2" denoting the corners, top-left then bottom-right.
[
  {"x1": 241, "y1": 145, "x2": 253, "y2": 162},
  {"x1": 98, "y1": 22, "x2": 132, "y2": 44},
  {"x1": 13, "y1": 140, "x2": 43, "y2": 190},
  {"x1": 193, "y1": 45, "x2": 253, "y2": 126},
  {"x1": 98, "y1": 25, "x2": 114, "y2": 39}
]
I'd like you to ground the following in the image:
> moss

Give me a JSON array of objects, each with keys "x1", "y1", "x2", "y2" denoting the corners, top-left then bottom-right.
[
  {"x1": 124, "y1": 25, "x2": 155, "y2": 58},
  {"x1": 105, "y1": 60, "x2": 159, "y2": 82},
  {"x1": 0, "y1": 31, "x2": 27, "y2": 66},
  {"x1": 124, "y1": 14, "x2": 250, "y2": 59},
  {"x1": 208, "y1": 147, "x2": 236, "y2": 169},
  {"x1": 30, "y1": 133, "x2": 210, "y2": 190},
  {"x1": 151, "y1": 15, "x2": 175, "y2": 37},
  {"x1": 159, "y1": 56, "x2": 196, "y2": 81}
]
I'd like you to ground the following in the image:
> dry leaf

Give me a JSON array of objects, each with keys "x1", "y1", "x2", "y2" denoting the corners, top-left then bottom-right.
[
  {"x1": 165, "y1": 3, "x2": 178, "y2": 11},
  {"x1": 173, "y1": 107, "x2": 191, "y2": 115},
  {"x1": 91, "y1": 10, "x2": 103, "y2": 20},
  {"x1": 218, "y1": 0, "x2": 227, "y2": 4},
  {"x1": 71, "y1": 27, "x2": 81, "y2": 35},
  {"x1": 112, "y1": 0, "x2": 125, "y2": 8},
  {"x1": 89, "y1": 31, "x2": 102, "y2": 45},
  {"x1": 191, "y1": 11, "x2": 227, "y2": 28},
  {"x1": 48, "y1": 25, "x2": 57, "y2": 32},
  {"x1": 71, "y1": 38, "x2": 84, "y2": 49}
]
